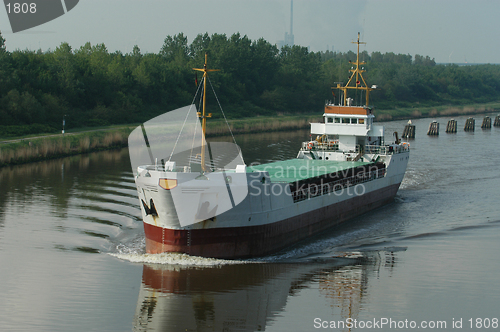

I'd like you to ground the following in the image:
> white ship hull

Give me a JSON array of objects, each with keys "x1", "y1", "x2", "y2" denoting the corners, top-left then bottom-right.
[{"x1": 135, "y1": 150, "x2": 409, "y2": 258}]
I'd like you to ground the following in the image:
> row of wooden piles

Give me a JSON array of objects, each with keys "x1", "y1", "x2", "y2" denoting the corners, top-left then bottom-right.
[{"x1": 423, "y1": 115, "x2": 500, "y2": 135}]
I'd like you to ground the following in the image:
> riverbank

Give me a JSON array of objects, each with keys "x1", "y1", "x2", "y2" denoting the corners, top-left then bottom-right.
[
  {"x1": 374, "y1": 101, "x2": 500, "y2": 121},
  {"x1": 206, "y1": 114, "x2": 321, "y2": 136},
  {"x1": 0, "y1": 115, "x2": 320, "y2": 167},
  {"x1": 1, "y1": 102, "x2": 499, "y2": 167},
  {"x1": 0, "y1": 128, "x2": 131, "y2": 167}
]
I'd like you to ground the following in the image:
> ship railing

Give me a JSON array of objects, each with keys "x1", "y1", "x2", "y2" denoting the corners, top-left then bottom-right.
[
  {"x1": 301, "y1": 142, "x2": 364, "y2": 152},
  {"x1": 365, "y1": 143, "x2": 409, "y2": 155},
  {"x1": 301, "y1": 141, "x2": 339, "y2": 151},
  {"x1": 291, "y1": 168, "x2": 386, "y2": 203}
]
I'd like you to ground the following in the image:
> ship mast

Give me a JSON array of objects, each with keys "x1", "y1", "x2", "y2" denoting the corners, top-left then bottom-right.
[
  {"x1": 193, "y1": 53, "x2": 219, "y2": 171},
  {"x1": 334, "y1": 32, "x2": 375, "y2": 107}
]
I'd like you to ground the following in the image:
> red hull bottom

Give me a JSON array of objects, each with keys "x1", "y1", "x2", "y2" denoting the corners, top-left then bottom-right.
[{"x1": 143, "y1": 184, "x2": 401, "y2": 259}]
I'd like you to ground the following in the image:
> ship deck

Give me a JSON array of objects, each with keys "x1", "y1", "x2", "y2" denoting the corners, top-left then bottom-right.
[{"x1": 246, "y1": 159, "x2": 372, "y2": 183}]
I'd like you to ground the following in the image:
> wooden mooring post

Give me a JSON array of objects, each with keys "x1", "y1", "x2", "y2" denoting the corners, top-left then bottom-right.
[
  {"x1": 445, "y1": 119, "x2": 457, "y2": 133},
  {"x1": 402, "y1": 121, "x2": 416, "y2": 139},
  {"x1": 481, "y1": 116, "x2": 492, "y2": 129},
  {"x1": 464, "y1": 117, "x2": 475, "y2": 131},
  {"x1": 427, "y1": 121, "x2": 439, "y2": 136},
  {"x1": 494, "y1": 115, "x2": 500, "y2": 127}
]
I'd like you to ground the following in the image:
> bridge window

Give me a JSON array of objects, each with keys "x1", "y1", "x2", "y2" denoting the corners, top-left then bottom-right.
[
  {"x1": 351, "y1": 118, "x2": 358, "y2": 124},
  {"x1": 342, "y1": 118, "x2": 350, "y2": 124},
  {"x1": 327, "y1": 117, "x2": 333, "y2": 123},
  {"x1": 359, "y1": 119, "x2": 365, "y2": 124},
  {"x1": 335, "y1": 118, "x2": 340, "y2": 123}
]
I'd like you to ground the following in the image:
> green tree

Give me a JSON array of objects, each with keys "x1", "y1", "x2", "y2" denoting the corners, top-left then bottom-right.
[
  {"x1": 53, "y1": 42, "x2": 76, "y2": 90},
  {"x1": 131, "y1": 45, "x2": 142, "y2": 58},
  {"x1": 160, "y1": 33, "x2": 189, "y2": 65},
  {"x1": 0, "y1": 31, "x2": 14, "y2": 98},
  {"x1": 2, "y1": 89, "x2": 44, "y2": 124},
  {"x1": 189, "y1": 33, "x2": 211, "y2": 61},
  {"x1": 0, "y1": 31, "x2": 6, "y2": 54}
]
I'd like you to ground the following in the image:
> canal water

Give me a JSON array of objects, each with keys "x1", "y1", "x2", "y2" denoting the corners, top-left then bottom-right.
[{"x1": 1, "y1": 114, "x2": 500, "y2": 331}]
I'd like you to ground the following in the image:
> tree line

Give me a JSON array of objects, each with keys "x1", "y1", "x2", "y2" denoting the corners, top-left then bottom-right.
[{"x1": 1, "y1": 31, "x2": 500, "y2": 136}]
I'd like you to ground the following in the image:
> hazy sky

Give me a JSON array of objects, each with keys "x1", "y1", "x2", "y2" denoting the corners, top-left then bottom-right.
[{"x1": 1, "y1": 0, "x2": 499, "y2": 64}]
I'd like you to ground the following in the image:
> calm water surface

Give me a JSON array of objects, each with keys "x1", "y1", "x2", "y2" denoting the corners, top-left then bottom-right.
[{"x1": 1, "y1": 114, "x2": 500, "y2": 331}]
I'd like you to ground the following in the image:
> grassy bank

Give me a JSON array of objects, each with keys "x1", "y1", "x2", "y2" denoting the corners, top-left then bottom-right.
[
  {"x1": 374, "y1": 102, "x2": 500, "y2": 121},
  {"x1": 206, "y1": 115, "x2": 321, "y2": 137},
  {"x1": 0, "y1": 115, "x2": 319, "y2": 167},
  {"x1": 0, "y1": 128, "x2": 132, "y2": 167}
]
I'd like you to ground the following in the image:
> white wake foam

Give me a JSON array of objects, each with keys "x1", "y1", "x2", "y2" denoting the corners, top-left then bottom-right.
[
  {"x1": 400, "y1": 168, "x2": 426, "y2": 189},
  {"x1": 109, "y1": 233, "x2": 257, "y2": 266},
  {"x1": 110, "y1": 252, "x2": 250, "y2": 266}
]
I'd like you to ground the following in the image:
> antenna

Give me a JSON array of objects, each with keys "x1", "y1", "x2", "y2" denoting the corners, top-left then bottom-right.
[
  {"x1": 332, "y1": 33, "x2": 376, "y2": 106},
  {"x1": 193, "y1": 54, "x2": 220, "y2": 171}
]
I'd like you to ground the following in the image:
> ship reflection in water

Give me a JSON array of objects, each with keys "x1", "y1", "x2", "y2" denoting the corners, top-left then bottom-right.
[{"x1": 133, "y1": 250, "x2": 402, "y2": 331}]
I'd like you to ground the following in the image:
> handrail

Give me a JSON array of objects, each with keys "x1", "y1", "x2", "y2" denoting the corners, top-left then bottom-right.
[
  {"x1": 302, "y1": 141, "x2": 409, "y2": 155},
  {"x1": 301, "y1": 142, "x2": 362, "y2": 152},
  {"x1": 365, "y1": 144, "x2": 409, "y2": 155}
]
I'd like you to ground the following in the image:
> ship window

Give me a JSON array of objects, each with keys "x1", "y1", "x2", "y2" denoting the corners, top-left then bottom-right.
[
  {"x1": 335, "y1": 118, "x2": 340, "y2": 123},
  {"x1": 359, "y1": 119, "x2": 365, "y2": 124},
  {"x1": 342, "y1": 118, "x2": 350, "y2": 124},
  {"x1": 351, "y1": 118, "x2": 358, "y2": 124},
  {"x1": 327, "y1": 117, "x2": 333, "y2": 123}
]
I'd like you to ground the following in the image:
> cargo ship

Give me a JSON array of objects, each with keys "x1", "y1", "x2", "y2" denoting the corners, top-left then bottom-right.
[{"x1": 129, "y1": 34, "x2": 409, "y2": 258}]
